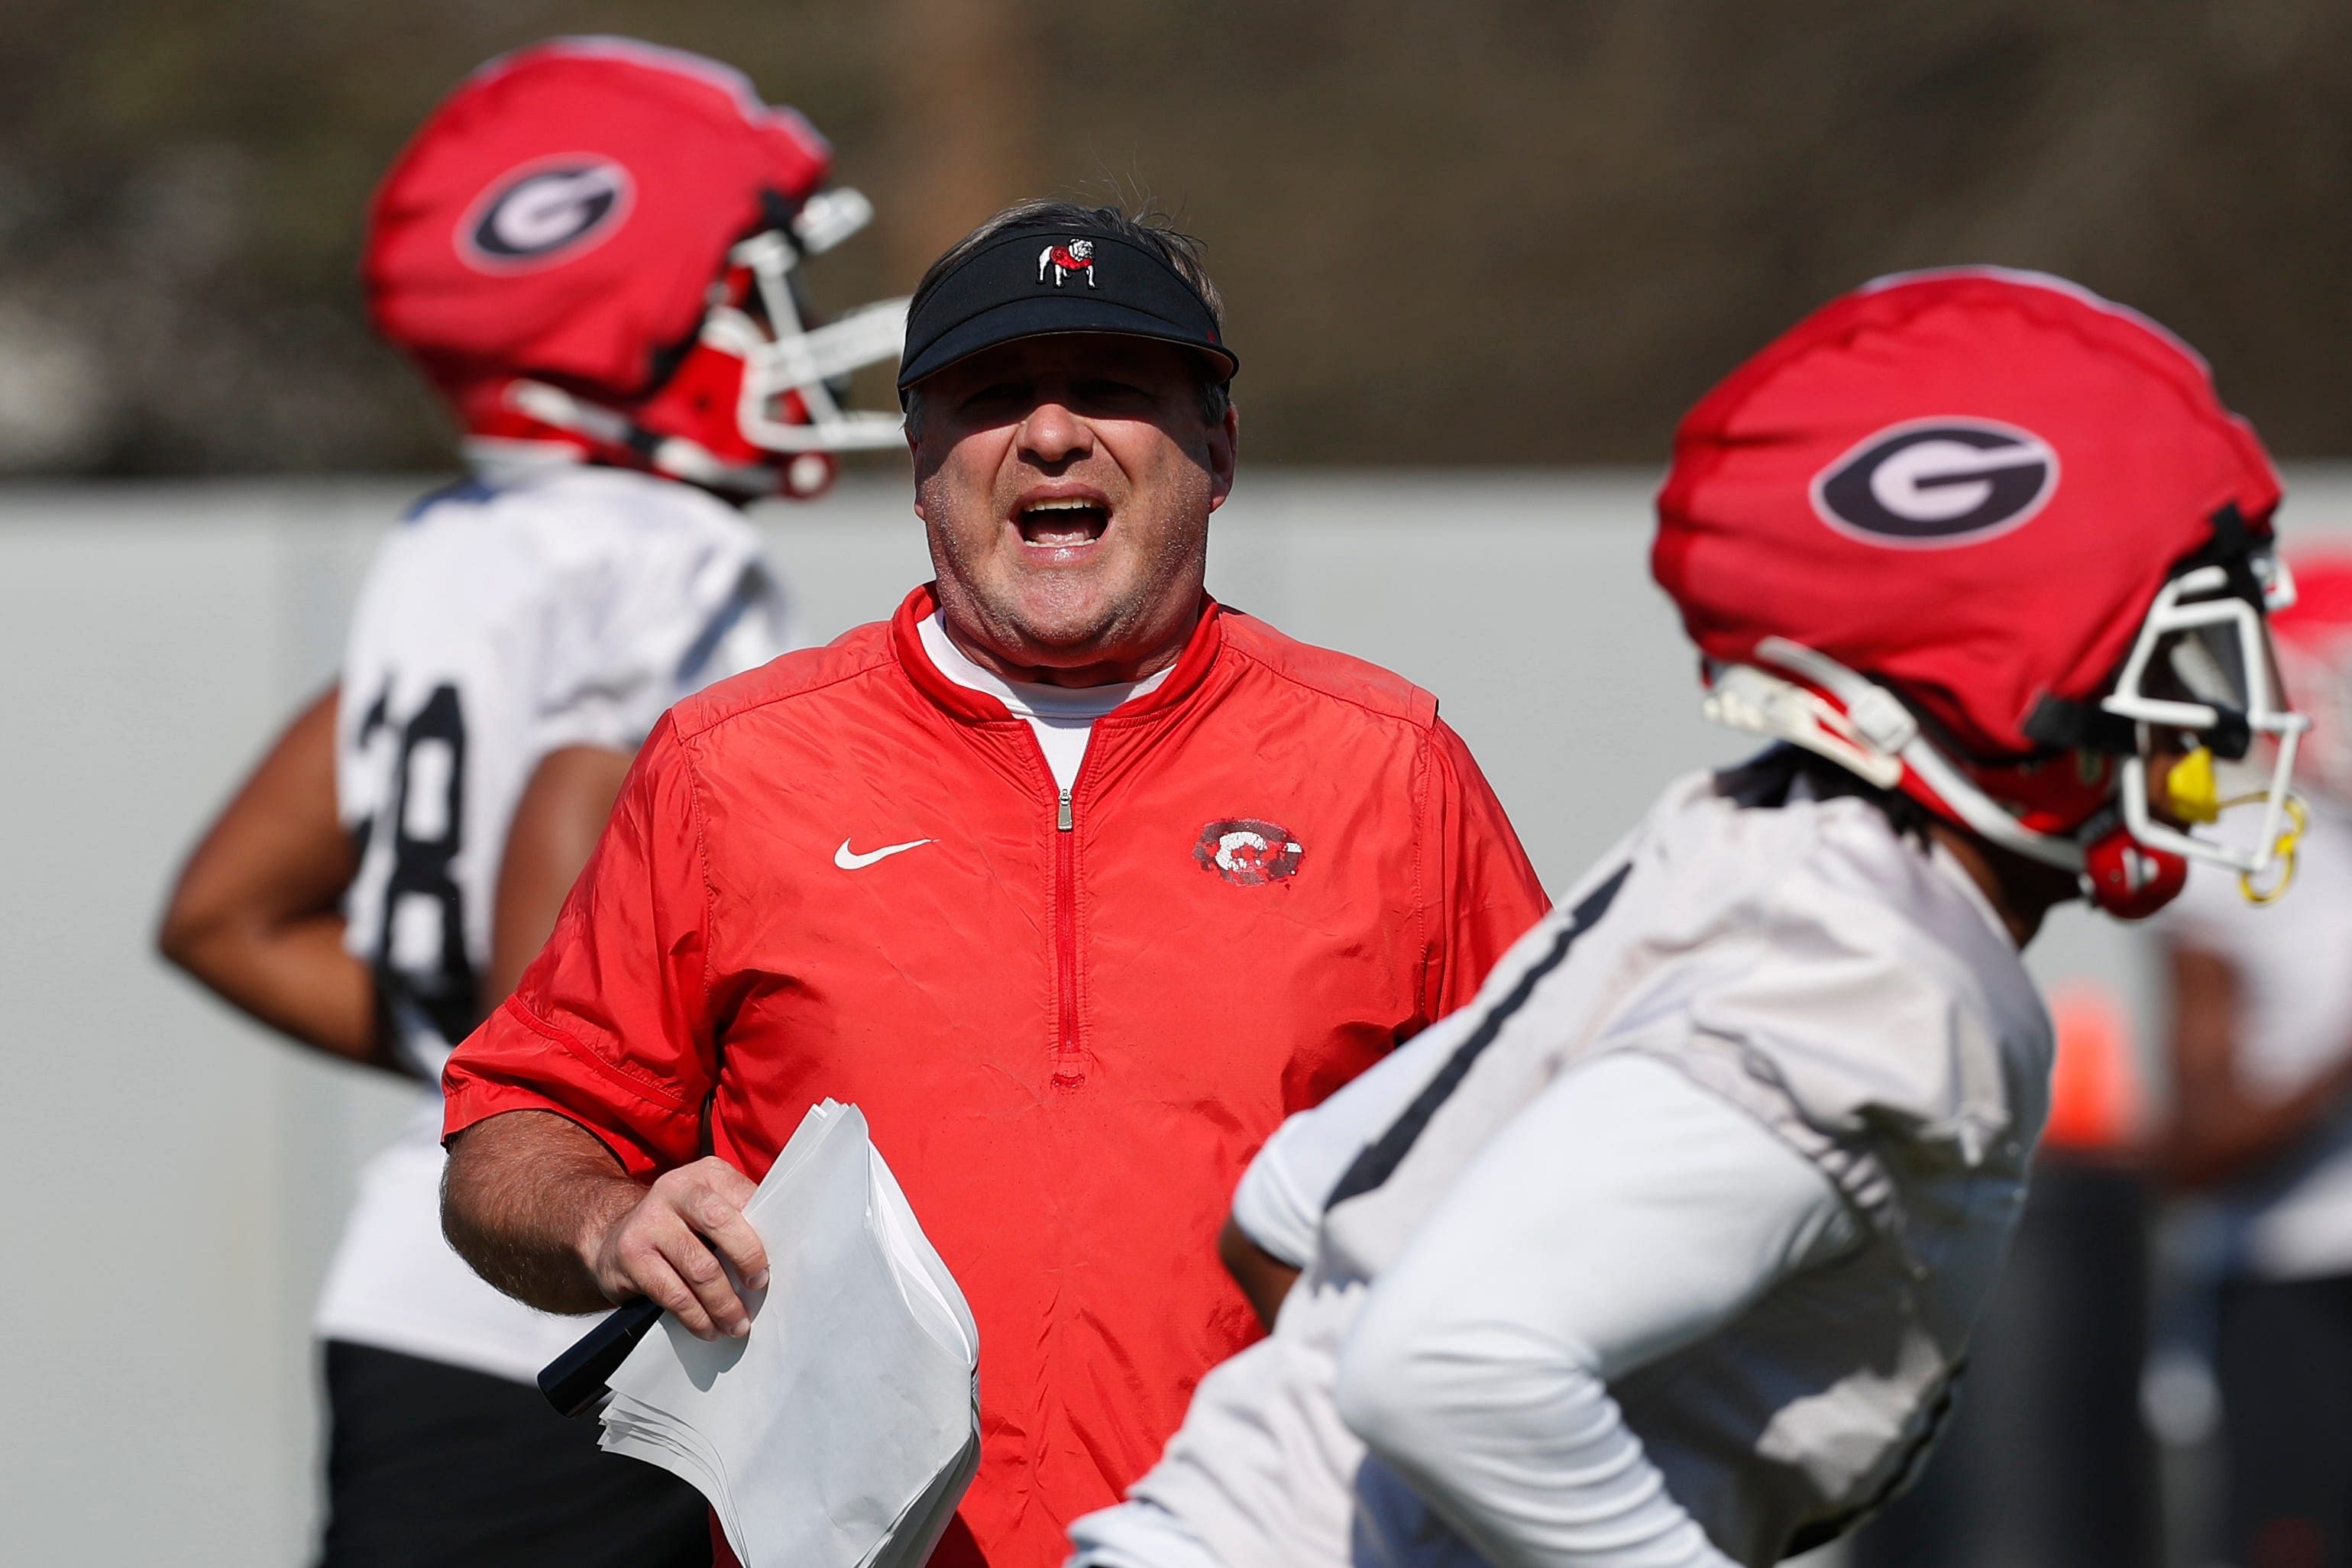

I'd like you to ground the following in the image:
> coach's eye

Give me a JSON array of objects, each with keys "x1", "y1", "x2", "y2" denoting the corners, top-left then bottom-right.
[
  {"x1": 1072, "y1": 378, "x2": 1151, "y2": 410},
  {"x1": 959, "y1": 383, "x2": 1027, "y2": 415}
]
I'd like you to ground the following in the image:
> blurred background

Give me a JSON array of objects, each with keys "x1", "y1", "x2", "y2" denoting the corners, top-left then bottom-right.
[
  {"x1": 7, "y1": 0, "x2": 2352, "y2": 475},
  {"x1": 5, "y1": 2, "x2": 2352, "y2": 1565}
]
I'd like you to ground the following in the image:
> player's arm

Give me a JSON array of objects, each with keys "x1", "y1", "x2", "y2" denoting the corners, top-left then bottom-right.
[
  {"x1": 487, "y1": 745, "x2": 634, "y2": 1004},
  {"x1": 1218, "y1": 1218, "x2": 1301, "y2": 1330},
  {"x1": 1335, "y1": 1055, "x2": 1854, "y2": 1568},
  {"x1": 1217, "y1": 726, "x2": 1546, "y2": 1330},
  {"x1": 2160, "y1": 939, "x2": 2352, "y2": 1188},
  {"x1": 1223, "y1": 1006, "x2": 1481, "y2": 1324},
  {"x1": 156, "y1": 686, "x2": 393, "y2": 1072}
]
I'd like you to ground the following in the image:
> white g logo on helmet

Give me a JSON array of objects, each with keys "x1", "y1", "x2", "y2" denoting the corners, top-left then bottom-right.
[
  {"x1": 458, "y1": 157, "x2": 634, "y2": 273},
  {"x1": 1810, "y1": 417, "x2": 2059, "y2": 548}
]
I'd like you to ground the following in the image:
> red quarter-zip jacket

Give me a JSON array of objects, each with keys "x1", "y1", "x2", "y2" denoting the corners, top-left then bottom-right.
[{"x1": 443, "y1": 586, "x2": 1548, "y2": 1566}]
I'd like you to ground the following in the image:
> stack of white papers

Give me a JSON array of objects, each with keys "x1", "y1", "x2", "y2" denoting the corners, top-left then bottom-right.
[{"x1": 599, "y1": 1101, "x2": 980, "y2": 1568}]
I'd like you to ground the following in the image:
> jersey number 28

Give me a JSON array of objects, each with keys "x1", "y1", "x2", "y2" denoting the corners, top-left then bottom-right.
[{"x1": 354, "y1": 681, "x2": 480, "y2": 1047}]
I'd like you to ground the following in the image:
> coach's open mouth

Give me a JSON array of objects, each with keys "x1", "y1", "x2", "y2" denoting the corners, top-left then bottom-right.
[{"x1": 1017, "y1": 493, "x2": 1110, "y2": 548}]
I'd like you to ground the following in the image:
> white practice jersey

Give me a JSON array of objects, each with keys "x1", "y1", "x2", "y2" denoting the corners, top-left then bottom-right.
[
  {"x1": 1103, "y1": 764, "x2": 2053, "y2": 1568},
  {"x1": 2158, "y1": 797, "x2": 2352, "y2": 1280},
  {"x1": 315, "y1": 464, "x2": 791, "y2": 1381}
]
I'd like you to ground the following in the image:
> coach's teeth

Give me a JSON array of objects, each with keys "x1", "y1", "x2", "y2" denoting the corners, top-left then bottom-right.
[{"x1": 1017, "y1": 497, "x2": 1108, "y2": 548}]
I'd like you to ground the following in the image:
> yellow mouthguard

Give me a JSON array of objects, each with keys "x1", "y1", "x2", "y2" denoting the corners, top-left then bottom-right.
[{"x1": 2166, "y1": 747, "x2": 2221, "y2": 825}]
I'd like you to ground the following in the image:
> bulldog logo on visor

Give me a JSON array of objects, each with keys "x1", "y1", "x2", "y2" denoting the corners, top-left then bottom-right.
[
  {"x1": 1810, "y1": 419, "x2": 2059, "y2": 547},
  {"x1": 1195, "y1": 820, "x2": 1303, "y2": 886},
  {"x1": 459, "y1": 158, "x2": 633, "y2": 272},
  {"x1": 1037, "y1": 238, "x2": 1096, "y2": 288}
]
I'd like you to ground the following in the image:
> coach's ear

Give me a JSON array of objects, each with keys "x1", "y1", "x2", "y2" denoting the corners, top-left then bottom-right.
[
  {"x1": 1207, "y1": 401, "x2": 1239, "y2": 512},
  {"x1": 907, "y1": 397, "x2": 937, "y2": 522}
]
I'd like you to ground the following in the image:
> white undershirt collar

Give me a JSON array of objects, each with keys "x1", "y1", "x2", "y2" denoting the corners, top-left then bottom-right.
[{"x1": 916, "y1": 612, "x2": 1173, "y2": 790}]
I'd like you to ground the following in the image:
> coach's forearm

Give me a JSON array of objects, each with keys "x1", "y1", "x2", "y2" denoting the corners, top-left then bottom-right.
[{"x1": 443, "y1": 1110, "x2": 642, "y2": 1314}]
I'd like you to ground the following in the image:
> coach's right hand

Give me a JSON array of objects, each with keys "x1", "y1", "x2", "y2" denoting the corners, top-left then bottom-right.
[{"x1": 584, "y1": 1156, "x2": 771, "y2": 1340}]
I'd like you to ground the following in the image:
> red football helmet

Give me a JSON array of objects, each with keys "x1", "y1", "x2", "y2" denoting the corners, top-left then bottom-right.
[
  {"x1": 363, "y1": 37, "x2": 907, "y2": 499},
  {"x1": 1656, "y1": 268, "x2": 2306, "y2": 919}
]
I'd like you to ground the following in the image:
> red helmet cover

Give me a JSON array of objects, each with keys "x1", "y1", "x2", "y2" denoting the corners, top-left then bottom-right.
[
  {"x1": 363, "y1": 37, "x2": 832, "y2": 412},
  {"x1": 1655, "y1": 270, "x2": 2282, "y2": 763},
  {"x1": 2270, "y1": 550, "x2": 2352, "y2": 799},
  {"x1": 2270, "y1": 551, "x2": 2352, "y2": 671}
]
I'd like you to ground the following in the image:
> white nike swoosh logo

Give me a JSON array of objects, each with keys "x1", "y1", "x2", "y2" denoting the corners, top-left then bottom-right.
[{"x1": 834, "y1": 836, "x2": 934, "y2": 870}]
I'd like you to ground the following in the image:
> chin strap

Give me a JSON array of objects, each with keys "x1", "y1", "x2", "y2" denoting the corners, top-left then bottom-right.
[
  {"x1": 1705, "y1": 642, "x2": 2226, "y2": 923},
  {"x1": 1740, "y1": 639, "x2": 2087, "y2": 874},
  {"x1": 1702, "y1": 662, "x2": 1905, "y2": 789}
]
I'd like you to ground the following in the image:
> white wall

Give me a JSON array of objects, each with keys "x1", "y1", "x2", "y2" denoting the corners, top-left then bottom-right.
[{"x1": 4, "y1": 468, "x2": 2347, "y2": 1564}]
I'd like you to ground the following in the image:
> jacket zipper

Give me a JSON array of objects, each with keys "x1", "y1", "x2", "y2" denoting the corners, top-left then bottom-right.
[{"x1": 1052, "y1": 785, "x2": 1082, "y2": 1087}]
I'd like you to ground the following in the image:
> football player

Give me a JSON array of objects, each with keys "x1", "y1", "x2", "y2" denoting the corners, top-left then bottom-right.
[
  {"x1": 156, "y1": 38, "x2": 904, "y2": 1568},
  {"x1": 1066, "y1": 270, "x2": 2307, "y2": 1568}
]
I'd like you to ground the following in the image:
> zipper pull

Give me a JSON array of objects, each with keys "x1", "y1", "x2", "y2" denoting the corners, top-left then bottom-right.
[{"x1": 1057, "y1": 787, "x2": 1073, "y2": 832}]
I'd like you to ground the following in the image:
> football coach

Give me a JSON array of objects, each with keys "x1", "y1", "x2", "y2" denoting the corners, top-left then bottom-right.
[{"x1": 438, "y1": 199, "x2": 1548, "y2": 1568}]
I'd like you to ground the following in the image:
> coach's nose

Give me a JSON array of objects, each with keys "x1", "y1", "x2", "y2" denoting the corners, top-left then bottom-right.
[{"x1": 1017, "y1": 396, "x2": 1095, "y2": 470}]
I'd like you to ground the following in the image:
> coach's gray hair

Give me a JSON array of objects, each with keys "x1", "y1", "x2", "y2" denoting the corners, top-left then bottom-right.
[{"x1": 902, "y1": 198, "x2": 1233, "y2": 431}]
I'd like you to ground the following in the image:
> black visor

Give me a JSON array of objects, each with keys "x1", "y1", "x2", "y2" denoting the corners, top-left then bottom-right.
[{"x1": 896, "y1": 225, "x2": 1237, "y2": 403}]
